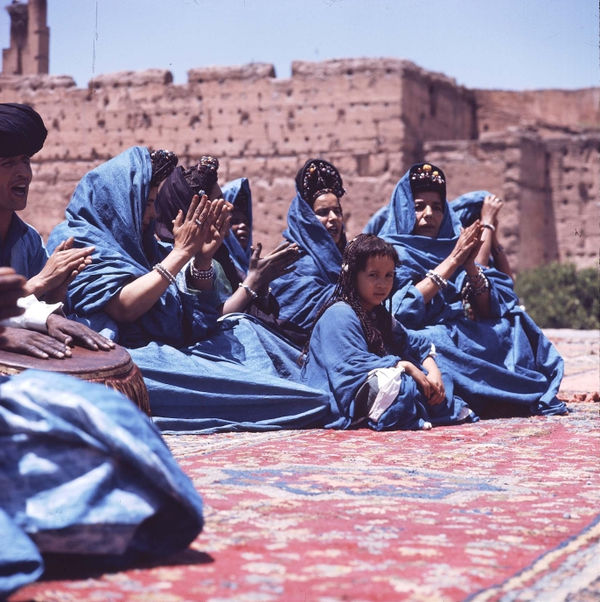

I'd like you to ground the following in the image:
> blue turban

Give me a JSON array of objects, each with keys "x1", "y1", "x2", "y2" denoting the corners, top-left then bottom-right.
[{"x1": 0, "y1": 103, "x2": 47, "y2": 157}]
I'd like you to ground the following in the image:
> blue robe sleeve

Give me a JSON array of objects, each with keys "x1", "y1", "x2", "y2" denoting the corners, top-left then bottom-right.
[
  {"x1": 270, "y1": 253, "x2": 336, "y2": 332},
  {"x1": 302, "y1": 302, "x2": 401, "y2": 428}
]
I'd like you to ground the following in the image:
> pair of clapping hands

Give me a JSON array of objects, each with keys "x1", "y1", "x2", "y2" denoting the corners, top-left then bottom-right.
[
  {"x1": 0, "y1": 267, "x2": 113, "y2": 359},
  {"x1": 171, "y1": 193, "x2": 300, "y2": 289}
]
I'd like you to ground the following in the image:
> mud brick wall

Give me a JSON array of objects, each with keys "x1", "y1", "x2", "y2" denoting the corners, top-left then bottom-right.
[{"x1": 0, "y1": 57, "x2": 597, "y2": 272}]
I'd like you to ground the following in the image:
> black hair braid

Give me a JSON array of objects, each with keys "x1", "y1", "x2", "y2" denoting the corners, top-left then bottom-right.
[{"x1": 303, "y1": 234, "x2": 399, "y2": 358}]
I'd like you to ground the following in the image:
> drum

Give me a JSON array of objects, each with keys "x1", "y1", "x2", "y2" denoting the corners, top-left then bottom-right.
[{"x1": 0, "y1": 344, "x2": 151, "y2": 416}]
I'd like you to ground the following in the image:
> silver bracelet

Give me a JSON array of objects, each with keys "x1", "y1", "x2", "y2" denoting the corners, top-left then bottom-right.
[
  {"x1": 425, "y1": 270, "x2": 448, "y2": 289},
  {"x1": 482, "y1": 222, "x2": 496, "y2": 232},
  {"x1": 239, "y1": 282, "x2": 258, "y2": 300},
  {"x1": 153, "y1": 263, "x2": 176, "y2": 285},
  {"x1": 190, "y1": 261, "x2": 215, "y2": 281}
]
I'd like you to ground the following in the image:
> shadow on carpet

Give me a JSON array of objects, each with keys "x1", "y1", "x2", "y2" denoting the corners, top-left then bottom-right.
[{"x1": 11, "y1": 402, "x2": 599, "y2": 601}]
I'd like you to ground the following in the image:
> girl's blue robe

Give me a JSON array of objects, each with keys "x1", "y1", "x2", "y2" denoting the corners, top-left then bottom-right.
[
  {"x1": 302, "y1": 301, "x2": 472, "y2": 430},
  {"x1": 377, "y1": 170, "x2": 566, "y2": 418},
  {"x1": 221, "y1": 177, "x2": 252, "y2": 277},
  {"x1": 47, "y1": 147, "x2": 328, "y2": 434},
  {"x1": 270, "y1": 192, "x2": 343, "y2": 338},
  {"x1": 0, "y1": 370, "x2": 204, "y2": 597}
]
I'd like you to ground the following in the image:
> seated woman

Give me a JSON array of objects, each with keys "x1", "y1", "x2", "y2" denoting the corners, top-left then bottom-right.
[
  {"x1": 377, "y1": 162, "x2": 566, "y2": 418},
  {"x1": 450, "y1": 190, "x2": 513, "y2": 280},
  {"x1": 269, "y1": 158, "x2": 347, "y2": 345},
  {"x1": 47, "y1": 147, "x2": 329, "y2": 434},
  {"x1": 0, "y1": 268, "x2": 204, "y2": 598},
  {"x1": 302, "y1": 234, "x2": 474, "y2": 430},
  {"x1": 155, "y1": 165, "x2": 298, "y2": 320}
]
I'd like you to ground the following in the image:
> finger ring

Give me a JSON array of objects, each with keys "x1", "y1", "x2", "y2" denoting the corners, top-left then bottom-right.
[{"x1": 195, "y1": 218, "x2": 203, "y2": 227}]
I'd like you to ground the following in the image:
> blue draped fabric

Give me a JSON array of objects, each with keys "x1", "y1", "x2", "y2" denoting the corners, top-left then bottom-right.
[
  {"x1": 377, "y1": 170, "x2": 566, "y2": 417},
  {"x1": 0, "y1": 213, "x2": 47, "y2": 278},
  {"x1": 221, "y1": 178, "x2": 252, "y2": 276},
  {"x1": 363, "y1": 205, "x2": 389, "y2": 235},
  {"x1": 47, "y1": 147, "x2": 329, "y2": 434},
  {"x1": 450, "y1": 190, "x2": 490, "y2": 228},
  {"x1": 0, "y1": 370, "x2": 204, "y2": 597},
  {"x1": 270, "y1": 192, "x2": 343, "y2": 337},
  {"x1": 302, "y1": 302, "x2": 473, "y2": 430}
]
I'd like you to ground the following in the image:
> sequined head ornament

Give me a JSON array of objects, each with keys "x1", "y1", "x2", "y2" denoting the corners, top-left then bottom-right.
[
  {"x1": 149, "y1": 149, "x2": 178, "y2": 186},
  {"x1": 295, "y1": 158, "x2": 345, "y2": 206},
  {"x1": 409, "y1": 162, "x2": 446, "y2": 201}
]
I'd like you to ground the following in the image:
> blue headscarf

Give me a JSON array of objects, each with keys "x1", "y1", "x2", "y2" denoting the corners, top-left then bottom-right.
[
  {"x1": 450, "y1": 190, "x2": 490, "y2": 227},
  {"x1": 47, "y1": 147, "x2": 218, "y2": 348},
  {"x1": 221, "y1": 178, "x2": 253, "y2": 275},
  {"x1": 269, "y1": 189, "x2": 344, "y2": 335}
]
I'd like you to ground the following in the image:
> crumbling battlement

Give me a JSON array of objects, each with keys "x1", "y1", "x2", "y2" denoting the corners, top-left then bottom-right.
[{"x1": 0, "y1": 54, "x2": 598, "y2": 271}]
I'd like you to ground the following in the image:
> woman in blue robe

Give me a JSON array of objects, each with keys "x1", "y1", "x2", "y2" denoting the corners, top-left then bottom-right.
[
  {"x1": 377, "y1": 162, "x2": 566, "y2": 418},
  {"x1": 47, "y1": 147, "x2": 328, "y2": 434},
  {"x1": 222, "y1": 177, "x2": 253, "y2": 276},
  {"x1": 302, "y1": 234, "x2": 473, "y2": 430},
  {"x1": 450, "y1": 190, "x2": 514, "y2": 279},
  {"x1": 0, "y1": 370, "x2": 204, "y2": 597},
  {"x1": 270, "y1": 158, "x2": 347, "y2": 344}
]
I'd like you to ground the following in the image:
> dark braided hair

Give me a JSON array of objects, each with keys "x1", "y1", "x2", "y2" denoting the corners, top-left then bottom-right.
[{"x1": 306, "y1": 234, "x2": 400, "y2": 357}]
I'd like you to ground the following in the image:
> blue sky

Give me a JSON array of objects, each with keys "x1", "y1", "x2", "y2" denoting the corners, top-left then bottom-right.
[{"x1": 1, "y1": 0, "x2": 598, "y2": 90}]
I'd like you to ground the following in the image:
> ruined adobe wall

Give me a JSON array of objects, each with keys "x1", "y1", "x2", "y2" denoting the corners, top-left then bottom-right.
[
  {"x1": 0, "y1": 57, "x2": 597, "y2": 272},
  {"x1": 0, "y1": 58, "x2": 477, "y2": 250},
  {"x1": 475, "y1": 88, "x2": 600, "y2": 135},
  {"x1": 425, "y1": 131, "x2": 600, "y2": 272}
]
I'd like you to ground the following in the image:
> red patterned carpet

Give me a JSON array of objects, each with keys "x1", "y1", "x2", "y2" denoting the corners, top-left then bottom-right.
[{"x1": 11, "y1": 401, "x2": 599, "y2": 601}]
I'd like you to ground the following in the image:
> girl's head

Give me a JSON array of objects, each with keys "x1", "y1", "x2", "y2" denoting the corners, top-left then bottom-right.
[
  {"x1": 154, "y1": 155, "x2": 221, "y2": 240},
  {"x1": 339, "y1": 234, "x2": 399, "y2": 312},
  {"x1": 305, "y1": 234, "x2": 399, "y2": 358},
  {"x1": 295, "y1": 158, "x2": 346, "y2": 246},
  {"x1": 142, "y1": 149, "x2": 179, "y2": 232}
]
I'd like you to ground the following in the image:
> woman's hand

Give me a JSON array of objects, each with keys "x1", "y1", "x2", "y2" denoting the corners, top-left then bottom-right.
[
  {"x1": 195, "y1": 199, "x2": 233, "y2": 262},
  {"x1": 481, "y1": 194, "x2": 503, "y2": 229},
  {"x1": 172, "y1": 194, "x2": 214, "y2": 261},
  {"x1": 449, "y1": 220, "x2": 484, "y2": 267},
  {"x1": 25, "y1": 237, "x2": 94, "y2": 302},
  {"x1": 245, "y1": 241, "x2": 300, "y2": 291}
]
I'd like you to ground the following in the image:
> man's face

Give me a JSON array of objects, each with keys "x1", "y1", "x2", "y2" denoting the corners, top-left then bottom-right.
[{"x1": 0, "y1": 154, "x2": 32, "y2": 212}]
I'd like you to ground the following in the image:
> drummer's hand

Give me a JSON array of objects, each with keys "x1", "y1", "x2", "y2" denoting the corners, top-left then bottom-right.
[
  {"x1": 0, "y1": 326, "x2": 71, "y2": 359},
  {"x1": 0, "y1": 267, "x2": 26, "y2": 320},
  {"x1": 46, "y1": 314, "x2": 115, "y2": 351}
]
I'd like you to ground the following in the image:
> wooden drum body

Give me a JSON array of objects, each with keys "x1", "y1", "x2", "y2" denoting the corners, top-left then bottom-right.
[{"x1": 0, "y1": 344, "x2": 151, "y2": 416}]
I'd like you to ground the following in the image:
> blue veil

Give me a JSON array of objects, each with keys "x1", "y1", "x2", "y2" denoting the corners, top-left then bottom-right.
[
  {"x1": 221, "y1": 177, "x2": 252, "y2": 276},
  {"x1": 377, "y1": 168, "x2": 566, "y2": 417},
  {"x1": 270, "y1": 191, "x2": 343, "y2": 337}
]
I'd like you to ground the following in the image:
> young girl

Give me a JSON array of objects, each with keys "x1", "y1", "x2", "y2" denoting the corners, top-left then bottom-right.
[{"x1": 302, "y1": 234, "x2": 475, "y2": 430}]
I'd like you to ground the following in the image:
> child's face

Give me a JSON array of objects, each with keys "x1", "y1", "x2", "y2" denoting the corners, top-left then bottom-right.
[{"x1": 356, "y1": 254, "x2": 395, "y2": 312}]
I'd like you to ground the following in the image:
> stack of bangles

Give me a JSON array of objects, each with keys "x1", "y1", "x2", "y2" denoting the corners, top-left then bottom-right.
[
  {"x1": 425, "y1": 270, "x2": 448, "y2": 289},
  {"x1": 189, "y1": 261, "x2": 215, "y2": 281},
  {"x1": 153, "y1": 263, "x2": 177, "y2": 285},
  {"x1": 238, "y1": 282, "x2": 258, "y2": 300},
  {"x1": 463, "y1": 266, "x2": 489, "y2": 297}
]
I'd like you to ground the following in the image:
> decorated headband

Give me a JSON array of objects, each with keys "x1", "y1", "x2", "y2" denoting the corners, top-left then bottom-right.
[
  {"x1": 149, "y1": 149, "x2": 178, "y2": 186},
  {"x1": 296, "y1": 158, "x2": 345, "y2": 205},
  {"x1": 409, "y1": 162, "x2": 446, "y2": 199}
]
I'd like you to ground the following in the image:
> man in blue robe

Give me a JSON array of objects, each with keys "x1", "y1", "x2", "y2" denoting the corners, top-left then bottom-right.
[{"x1": 0, "y1": 102, "x2": 113, "y2": 358}]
